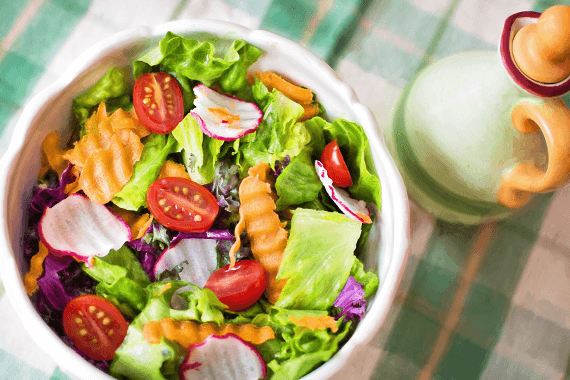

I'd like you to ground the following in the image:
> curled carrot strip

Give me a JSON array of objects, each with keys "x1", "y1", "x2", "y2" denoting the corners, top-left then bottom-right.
[
  {"x1": 158, "y1": 160, "x2": 191, "y2": 180},
  {"x1": 24, "y1": 242, "x2": 49, "y2": 296},
  {"x1": 229, "y1": 162, "x2": 288, "y2": 304},
  {"x1": 288, "y1": 315, "x2": 339, "y2": 333},
  {"x1": 63, "y1": 103, "x2": 146, "y2": 204},
  {"x1": 142, "y1": 318, "x2": 275, "y2": 348},
  {"x1": 255, "y1": 71, "x2": 313, "y2": 105}
]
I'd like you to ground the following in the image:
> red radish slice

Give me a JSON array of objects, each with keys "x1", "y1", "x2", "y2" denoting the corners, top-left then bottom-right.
[
  {"x1": 154, "y1": 238, "x2": 218, "y2": 287},
  {"x1": 179, "y1": 334, "x2": 266, "y2": 380},
  {"x1": 191, "y1": 84, "x2": 262, "y2": 141},
  {"x1": 315, "y1": 160, "x2": 372, "y2": 224},
  {"x1": 38, "y1": 194, "x2": 131, "y2": 262}
]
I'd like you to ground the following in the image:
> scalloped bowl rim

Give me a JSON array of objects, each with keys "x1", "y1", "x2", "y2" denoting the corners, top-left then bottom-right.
[{"x1": 0, "y1": 19, "x2": 410, "y2": 380}]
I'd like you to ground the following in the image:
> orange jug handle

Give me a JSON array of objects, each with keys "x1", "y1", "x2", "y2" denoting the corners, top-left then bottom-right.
[{"x1": 497, "y1": 99, "x2": 570, "y2": 208}]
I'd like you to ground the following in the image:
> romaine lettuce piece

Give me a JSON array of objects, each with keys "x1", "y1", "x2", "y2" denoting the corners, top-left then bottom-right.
[
  {"x1": 275, "y1": 209, "x2": 362, "y2": 310},
  {"x1": 171, "y1": 114, "x2": 225, "y2": 185},
  {"x1": 275, "y1": 147, "x2": 322, "y2": 210},
  {"x1": 112, "y1": 133, "x2": 177, "y2": 210}
]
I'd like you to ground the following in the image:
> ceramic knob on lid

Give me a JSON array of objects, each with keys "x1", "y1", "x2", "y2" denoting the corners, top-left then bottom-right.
[{"x1": 512, "y1": 5, "x2": 570, "y2": 84}]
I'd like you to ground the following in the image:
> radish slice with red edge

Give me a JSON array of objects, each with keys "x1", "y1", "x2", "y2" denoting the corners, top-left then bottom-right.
[
  {"x1": 154, "y1": 238, "x2": 218, "y2": 287},
  {"x1": 38, "y1": 194, "x2": 131, "y2": 263},
  {"x1": 315, "y1": 160, "x2": 372, "y2": 224},
  {"x1": 179, "y1": 334, "x2": 267, "y2": 380},
  {"x1": 191, "y1": 84, "x2": 262, "y2": 141}
]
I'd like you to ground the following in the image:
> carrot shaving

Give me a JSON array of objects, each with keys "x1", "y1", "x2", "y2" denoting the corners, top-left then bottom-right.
[
  {"x1": 158, "y1": 160, "x2": 191, "y2": 180},
  {"x1": 108, "y1": 205, "x2": 153, "y2": 240},
  {"x1": 208, "y1": 107, "x2": 241, "y2": 124},
  {"x1": 298, "y1": 103, "x2": 321, "y2": 122},
  {"x1": 142, "y1": 318, "x2": 275, "y2": 347},
  {"x1": 24, "y1": 242, "x2": 49, "y2": 296},
  {"x1": 229, "y1": 162, "x2": 288, "y2": 304},
  {"x1": 62, "y1": 103, "x2": 146, "y2": 204},
  {"x1": 288, "y1": 315, "x2": 339, "y2": 333},
  {"x1": 255, "y1": 71, "x2": 313, "y2": 106}
]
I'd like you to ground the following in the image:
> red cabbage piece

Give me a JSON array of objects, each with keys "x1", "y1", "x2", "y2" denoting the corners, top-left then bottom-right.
[
  {"x1": 30, "y1": 163, "x2": 76, "y2": 220},
  {"x1": 333, "y1": 276, "x2": 366, "y2": 322}
]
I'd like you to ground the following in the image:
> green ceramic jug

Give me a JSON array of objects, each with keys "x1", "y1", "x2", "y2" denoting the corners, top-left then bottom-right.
[{"x1": 386, "y1": 5, "x2": 570, "y2": 224}]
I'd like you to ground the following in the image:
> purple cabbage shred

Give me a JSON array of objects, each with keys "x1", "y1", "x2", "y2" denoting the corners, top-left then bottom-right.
[
  {"x1": 333, "y1": 276, "x2": 367, "y2": 322},
  {"x1": 30, "y1": 163, "x2": 76, "y2": 220},
  {"x1": 273, "y1": 155, "x2": 291, "y2": 177}
]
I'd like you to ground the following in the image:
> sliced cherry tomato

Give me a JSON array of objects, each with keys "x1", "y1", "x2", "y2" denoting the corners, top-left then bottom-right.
[
  {"x1": 321, "y1": 139, "x2": 353, "y2": 187},
  {"x1": 147, "y1": 177, "x2": 219, "y2": 232},
  {"x1": 204, "y1": 260, "x2": 267, "y2": 311},
  {"x1": 133, "y1": 72, "x2": 184, "y2": 134},
  {"x1": 62, "y1": 295, "x2": 128, "y2": 361}
]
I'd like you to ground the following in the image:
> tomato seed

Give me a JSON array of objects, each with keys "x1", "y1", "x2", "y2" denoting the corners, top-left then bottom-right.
[
  {"x1": 92, "y1": 338, "x2": 98, "y2": 343},
  {"x1": 164, "y1": 84, "x2": 170, "y2": 90},
  {"x1": 164, "y1": 76, "x2": 171, "y2": 83},
  {"x1": 88, "y1": 306, "x2": 96, "y2": 313},
  {"x1": 151, "y1": 103, "x2": 157, "y2": 109},
  {"x1": 193, "y1": 194, "x2": 201, "y2": 201},
  {"x1": 194, "y1": 215, "x2": 202, "y2": 222},
  {"x1": 102, "y1": 317, "x2": 111, "y2": 326},
  {"x1": 97, "y1": 311, "x2": 104, "y2": 319},
  {"x1": 182, "y1": 187, "x2": 188, "y2": 194},
  {"x1": 78, "y1": 311, "x2": 83, "y2": 316},
  {"x1": 108, "y1": 329, "x2": 114, "y2": 336},
  {"x1": 142, "y1": 97, "x2": 150, "y2": 105},
  {"x1": 174, "y1": 186, "x2": 180, "y2": 192},
  {"x1": 75, "y1": 317, "x2": 82, "y2": 324},
  {"x1": 158, "y1": 199, "x2": 166, "y2": 206},
  {"x1": 79, "y1": 329, "x2": 88, "y2": 336},
  {"x1": 144, "y1": 87, "x2": 152, "y2": 93},
  {"x1": 176, "y1": 214, "x2": 182, "y2": 219},
  {"x1": 164, "y1": 206, "x2": 171, "y2": 212}
]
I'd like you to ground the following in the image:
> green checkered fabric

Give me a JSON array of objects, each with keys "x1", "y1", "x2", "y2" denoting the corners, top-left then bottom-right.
[{"x1": 2, "y1": 0, "x2": 570, "y2": 379}]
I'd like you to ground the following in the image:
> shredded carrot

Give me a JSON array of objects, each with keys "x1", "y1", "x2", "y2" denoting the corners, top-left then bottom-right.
[
  {"x1": 39, "y1": 132, "x2": 68, "y2": 179},
  {"x1": 142, "y1": 318, "x2": 275, "y2": 347},
  {"x1": 229, "y1": 162, "x2": 288, "y2": 304},
  {"x1": 298, "y1": 103, "x2": 321, "y2": 122},
  {"x1": 24, "y1": 242, "x2": 49, "y2": 296},
  {"x1": 108, "y1": 205, "x2": 153, "y2": 240},
  {"x1": 158, "y1": 160, "x2": 191, "y2": 180},
  {"x1": 288, "y1": 315, "x2": 339, "y2": 333},
  {"x1": 255, "y1": 71, "x2": 313, "y2": 105},
  {"x1": 208, "y1": 107, "x2": 241, "y2": 124}
]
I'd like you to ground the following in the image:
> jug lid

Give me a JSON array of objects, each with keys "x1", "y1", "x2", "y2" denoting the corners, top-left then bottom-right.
[{"x1": 500, "y1": 10, "x2": 570, "y2": 97}]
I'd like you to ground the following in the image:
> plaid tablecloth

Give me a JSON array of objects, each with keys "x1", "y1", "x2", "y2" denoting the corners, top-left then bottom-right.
[{"x1": 2, "y1": 0, "x2": 570, "y2": 379}]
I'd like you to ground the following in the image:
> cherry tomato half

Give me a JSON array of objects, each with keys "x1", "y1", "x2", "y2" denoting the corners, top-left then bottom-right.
[
  {"x1": 133, "y1": 72, "x2": 184, "y2": 134},
  {"x1": 204, "y1": 260, "x2": 267, "y2": 311},
  {"x1": 62, "y1": 295, "x2": 128, "y2": 361},
  {"x1": 321, "y1": 139, "x2": 353, "y2": 187},
  {"x1": 147, "y1": 177, "x2": 219, "y2": 232}
]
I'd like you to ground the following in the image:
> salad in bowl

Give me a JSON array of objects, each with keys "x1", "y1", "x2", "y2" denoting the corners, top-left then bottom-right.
[{"x1": 0, "y1": 20, "x2": 409, "y2": 380}]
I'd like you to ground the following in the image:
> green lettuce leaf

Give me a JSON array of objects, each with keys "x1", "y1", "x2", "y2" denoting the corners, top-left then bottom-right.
[
  {"x1": 321, "y1": 117, "x2": 382, "y2": 208},
  {"x1": 81, "y1": 246, "x2": 149, "y2": 318},
  {"x1": 349, "y1": 257, "x2": 379, "y2": 298},
  {"x1": 275, "y1": 209, "x2": 362, "y2": 310},
  {"x1": 275, "y1": 147, "x2": 322, "y2": 210},
  {"x1": 110, "y1": 280, "x2": 228, "y2": 380},
  {"x1": 110, "y1": 326, "x2": 183, "y2": 380},
  {"x1": 134, "y1": 32, "x2": 262, "y2": 88},
  {"x1": 171, "y1": 114, "x2": 225, "y2": 184},
  {"x1": 112, "y1": 133, "x2": 177, "y2": 210},
  {"x1": 237, "y1": 80, "x2": 308, "y2": 175},
  {"x1": 72, "y1": 67, "x2": 131, "y2": 134},
  {"x1": 252, "y1": 307, "x2": 351, "y2": 380}
]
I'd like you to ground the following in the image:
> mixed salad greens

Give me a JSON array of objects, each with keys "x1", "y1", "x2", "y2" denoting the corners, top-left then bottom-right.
[{"x1": 23, "y1": 32, "x2": 382, "y2": 380}]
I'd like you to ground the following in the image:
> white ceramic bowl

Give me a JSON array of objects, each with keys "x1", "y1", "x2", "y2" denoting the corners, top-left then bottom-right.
[{"x1": 0, "y1": 20, "x2": 409, "y2": 380}]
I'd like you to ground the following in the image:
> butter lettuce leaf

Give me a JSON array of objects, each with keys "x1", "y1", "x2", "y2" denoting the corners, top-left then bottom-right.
[
  {"x1": 112, "y1": 133, "x2": 177, "y2": 210},
  {"x1": 134, "y1": 32, "x2": 262, "y2": 90},
  {"x1": 275, "y1": 209, "x2": 362, "y2": 310},
  {"x1": 275, "y1": 147, "x2": 322, "y2": 210}
]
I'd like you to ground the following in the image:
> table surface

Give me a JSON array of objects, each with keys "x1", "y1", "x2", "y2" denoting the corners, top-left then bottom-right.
[{"x1": 2, "y1": 0, "x2": 570, "y2": 379}]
